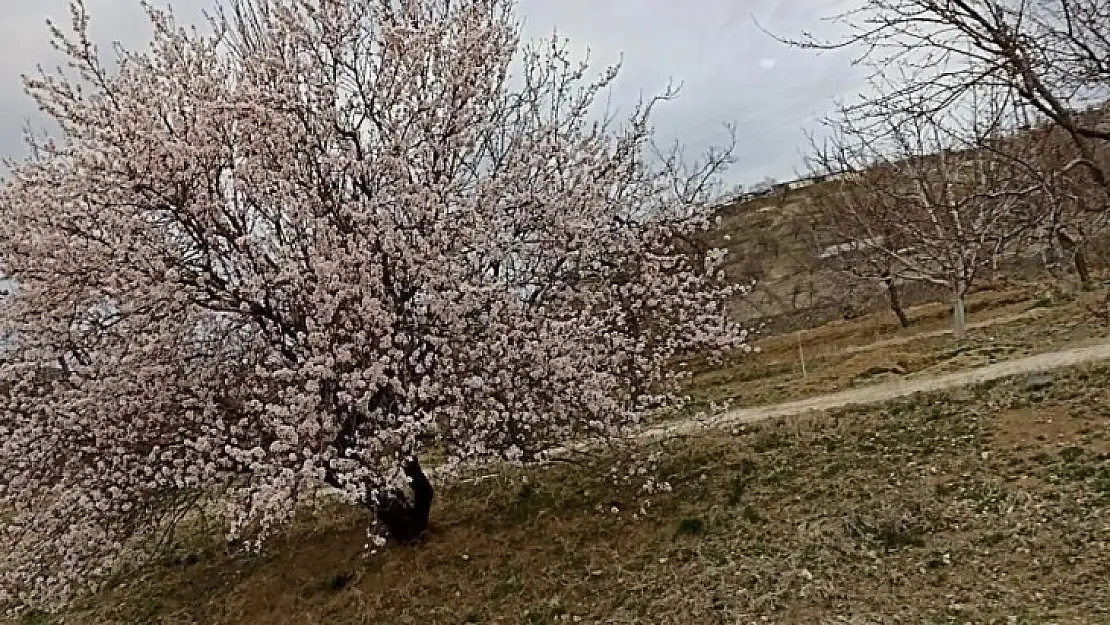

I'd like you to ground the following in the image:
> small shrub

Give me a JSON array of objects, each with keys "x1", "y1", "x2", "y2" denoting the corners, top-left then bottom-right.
[
  {"x1": 875, "y1": 521, "x2": 926, "y2": 550},
  {"x1": 326, "y1": 572, "x2": 354, "y2": 592},
  {"x1": 727, "y1": 477, "x2": 749, "y2": 505},
  {"x1": 1060, "y1": 446, "x2": 1084, "y2": 463},
  {"x1": 1093, "y1": 469, "x2": 1110, "y2": 495},
  {"x1": 753, "y1": 430, "x2": 790, "y2": 453},
  {"x1": 507, "y1": 483, "x2": 552, "y2": 524},
  {"x1": 676, "y1": 518, "x2": 706, "y2": 536},
  {"x1": 741, "y1": 505, "x2": 766, "y2": 524}
]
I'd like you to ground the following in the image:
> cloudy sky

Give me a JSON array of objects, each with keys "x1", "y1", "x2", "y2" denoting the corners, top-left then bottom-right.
[{"x1": 0, "y1": 0, "x2": 866, "y2": 190}]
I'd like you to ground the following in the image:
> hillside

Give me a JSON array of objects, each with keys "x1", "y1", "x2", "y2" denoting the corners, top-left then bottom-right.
[
  {"x1": 707, "y1": 176, "x2": 1109, "y2": 338},
  {"x1": 706, "y1": 187, "x2": 946, "y2": 335},
  {"x1": 23, "y1": 356, "x2": 1110, "y2": 624}
]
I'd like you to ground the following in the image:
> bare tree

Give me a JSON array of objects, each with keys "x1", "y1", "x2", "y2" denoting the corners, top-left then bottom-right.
[
  {"x1": 1013, "y1": 122, "x2": 1110, "y2": 281},
  {"x1": 809, "y1": 89, "x2": 1048, "y2": 339},
  {"x1": 779, "y1": 0, "x2": 1110, "y2": 207},
  {"x1": 812, "y1": 218, "x2": 915, "y2": 328}
]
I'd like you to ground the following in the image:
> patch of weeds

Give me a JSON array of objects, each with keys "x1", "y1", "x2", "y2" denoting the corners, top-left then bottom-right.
[
  {"x1": 741, "y1": 505, "x2": 765, "y2": 524},
  {"x1": 676, "y1": 518, "x2": 706, "y2": 536},
  {"x1": 726, "y1": 458, "x2": 758, "y2": 505},
  {"x1": 703, "y1": 546, "x2": 730, "y2": 566},
  {"x1": 876, "y1": 521, "x2": 926, "y2": 550},
  {"x1": 920, "y1": 405, "x2": 950, "y2": 423},
  {"x1": 17, "y1": 610, "x2": 52, "y2": 625},
  {"x1": 325, "y1": 572, "x2": 354, "y2": 591},
  {"x1": 523, "y1": 608, "x2": 568, "y2": 625},
  {"x1": 1094, "y1": 469, "x2": 1110, "y2": 501},
  {"x1": 160, "y1": 550, "x2": 201, "y2": 569},
  {"x1": 934, "y1": 482, "x2": 957, "y2": 498},
  {"x1": 820, "y1": 461, "x2": 845, "y2": 478},
  {"x1": 760, "y1": 466, "x2": 800, "y2": 486},
  {"x1": 847, "y1": 513, "x2": 927, "y2": 551},
  {"x1": 1060, "y1": 462, "x2": 1098, "y2": 481},
  {"x1": 752, "y1": 429, "x2": 791, "y2": 453},
  {"x1": 507, "y1": 483, "x2": 553, "y2": 524},
  {"x1": 1031, "y1": 295, "x2": 1056, "y2": 309},
  {"x1": 1060, "y1": 446, "x2": 1084, "y2": 463},
  {"x1": 727, "y1": 476, "x2": 749, "y2": 505},
  {"x1": 960, "y1": 481, "x2": 1007, "y2": 514},
  {"x1": 924, "y1": 553, "x2": 948, "y2": 570},
  {"x1": 491, "y1": 576, "x2": 523, "y2": 600},
  {"x1": 976, "y1": 532, "x2": 1007, "y2": 547},
  {"x1": 730, "y1": 457, "x2": 758, "y2": 476},
  {"x1": 978, "y1": 378, "x2": 1001, "y2": 393}
]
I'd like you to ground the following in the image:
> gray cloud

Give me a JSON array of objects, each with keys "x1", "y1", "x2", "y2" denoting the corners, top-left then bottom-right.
[{"x1": 0, "y1": 0, "x2": 867, "y2": 189}]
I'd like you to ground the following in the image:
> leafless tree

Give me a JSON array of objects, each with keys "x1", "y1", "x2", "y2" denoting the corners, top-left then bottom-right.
[
  {"x1": 777, "y1": 0, "x2": 1110, "y2": 207},
  {"x1": 808, "y1": 88, "x2": 1049, "y2": 339},
  {"x1": 1008, "y1": 121, "x2": 1110, "y2": 281}
]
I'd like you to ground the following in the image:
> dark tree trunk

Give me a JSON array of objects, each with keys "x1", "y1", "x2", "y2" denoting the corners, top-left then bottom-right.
[
  {"x1": 323, "y1": 456, "x2": 434, "y2": 544},
  {"x1": 321, "y1": 388, "x2": 434, "y2": 544},
  {"x1": 882, "y1": 272, "x2": 911, "y2": 328},
  {"x1": 373, "y1": 457, "x2": 434, "y2": 544},
  {"x1": 1074, "y1": 246, "x2": 1091, "y2": 285}
]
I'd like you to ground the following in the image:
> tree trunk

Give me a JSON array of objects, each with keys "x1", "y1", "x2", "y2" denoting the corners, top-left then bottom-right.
[
  {"x1": 372, "y1": 457, "x2": 434, "y2": 544},
  {"x1": 1074, "y1": 246, "x2": 1090, "y2": 285},
  {"x1": 322, "y1": 391, "x2": 434, "y2": 544},
  {"x1": 952, "y1": 291, "x2": 967, "y2": 341},
  {"x1": 1056, "y1": 227, "x2": 1090, "y2": 285},
  {"x1": 883, "y1": 273, "x2": 911, "y2": 328},
  {"x1": 324, "y1": 456, "x2": 434, "y2": 545}
]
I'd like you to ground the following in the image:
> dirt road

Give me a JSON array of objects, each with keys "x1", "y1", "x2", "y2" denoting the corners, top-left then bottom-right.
[
  {"x1": 641, "y1": 338, "x2": 1110, "y2": 440},
  {"x1": 443, "y1": 338, "x2": 1110, "y2": 484}
]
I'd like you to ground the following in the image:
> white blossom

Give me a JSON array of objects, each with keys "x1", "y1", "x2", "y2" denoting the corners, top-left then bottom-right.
[{"x1": 0, "y1": 0, "x2": 745, "y2": 611}]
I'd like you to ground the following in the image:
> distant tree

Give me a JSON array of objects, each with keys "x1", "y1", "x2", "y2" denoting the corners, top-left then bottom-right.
[
  {"x1": 0, "y1": 0, "x2": 743, "y2": 609},
  {"x1": 750, "y1": 176, "x2": 778, "y2": 195},
  {"x1": 1019, "y1": 123, "x2": 1110, "y2": 283},
  {"x1": 782, "y1": 0, "x2": 1110, "y2": 203},
  {"x1": 808, "y1": 87, "x2": 1048, "y2": 339}
]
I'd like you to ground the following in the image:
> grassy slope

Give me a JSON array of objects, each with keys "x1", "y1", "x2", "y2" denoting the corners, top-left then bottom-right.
[
  {"x1": 686, "y1": 280, "x2": 1110, "y2": 411},
  {"x1": 11, "y1": 192, "x2": 1110, "y2": 624},
  {"x1": 22, "y1": 357, "x2": 1110, "y2": 624}
]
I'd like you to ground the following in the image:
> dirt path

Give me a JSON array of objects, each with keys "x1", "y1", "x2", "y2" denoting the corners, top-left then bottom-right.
[
  {"x1": 444, "y1": 337, "x2": 1110, "y2": 484},
  {"x1": 641, "y1": 338, "x2": 1110, "y2": 441}
]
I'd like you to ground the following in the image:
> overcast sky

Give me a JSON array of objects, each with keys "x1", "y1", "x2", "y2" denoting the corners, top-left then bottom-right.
[{"x1": 0, "y1": 0, "x2": 866, "y2": 190}]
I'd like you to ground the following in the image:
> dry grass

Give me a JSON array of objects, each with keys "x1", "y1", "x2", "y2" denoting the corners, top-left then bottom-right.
[
  {"x1": 15, "y1": 358, "x2": 1110, "y2": 624},
  {"x1": 684, "y1": 280, "x2": 1110, "y2": 411}
]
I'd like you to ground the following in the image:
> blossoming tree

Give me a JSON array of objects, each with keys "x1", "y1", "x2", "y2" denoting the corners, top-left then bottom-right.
[{"x1": 0, "y1": 0, "x2": 743, "y2": 609}]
